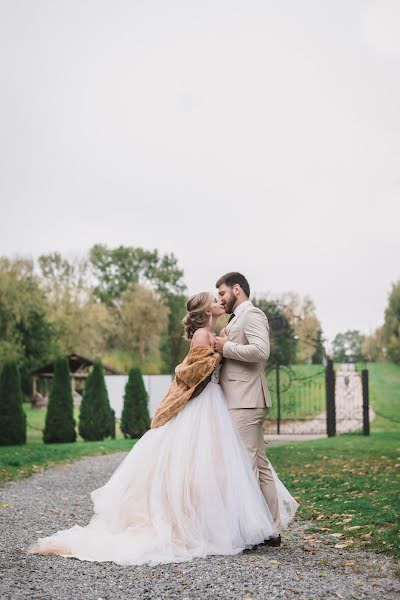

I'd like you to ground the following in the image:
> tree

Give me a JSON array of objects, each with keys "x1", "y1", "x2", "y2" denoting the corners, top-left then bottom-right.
[
  {"x1": 160, "y1": 293, "x2": 189, "y2": 374},
  {"x1": 114, "y1": 284, "x2": 169, "y2": 364},
  {"x1": 332, "y1": 330, "x2": 365, "y2": 363},
  {"x1": 253, "y1": 297, "x2": 297, "y2": 365},
  {"x1": 0, "y1": 361, "x2": 26, "y2": 445},
  {"x1": 43, "y1": 357, "x2": 76, "y2": 443},
  {"x1": 89, "y1": 245, "x2": 186, "y2": 304},
  {"x1": 46, "y1": 294, "x2": 112, "y2": 358},
  {"x1": 311, "y1": 328, "x2": 325, "y2": 364},
  {"x1": 362, "y1": 326, "x2": 385, "y2": 362},
  {"x1": 0, "y1": 258, "x2": 55, "y2": 396},
  {"x1": 278, "y1": 292, "x2": 324, "y2": 363},
  {"x1": 120, "y1": 368, "x2": 150, "y2": 438},
  {"x1": 383, "y1": 281, "x2": 400, "y2": 365},
  {"x1": 38, "y1": 252, "x2": 88, "y2": 303},
  {"x1": 78, "y1": 360, "x2": 113, "y2": 441},
  {"x1": 38, "y1": 252, "x2": 113, "y2": 358}
]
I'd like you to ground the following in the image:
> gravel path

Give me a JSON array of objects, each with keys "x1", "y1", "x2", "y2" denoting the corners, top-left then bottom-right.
[{"x1": 1, "y1": 452, "x2": 399, "y2": 600}]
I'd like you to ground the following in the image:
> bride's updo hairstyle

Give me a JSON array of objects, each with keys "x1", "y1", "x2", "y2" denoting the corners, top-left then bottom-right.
[{"x1": 182, "y1": 292, "x2": 212, "y2": 340}]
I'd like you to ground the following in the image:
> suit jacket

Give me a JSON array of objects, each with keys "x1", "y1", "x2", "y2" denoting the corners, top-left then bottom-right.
[
  {"x1": 151, "y1": 345, "x2": 221, "y2": 428},
  {"x1": 220, "y1": 303, "x2": 272, "y2": 408}
]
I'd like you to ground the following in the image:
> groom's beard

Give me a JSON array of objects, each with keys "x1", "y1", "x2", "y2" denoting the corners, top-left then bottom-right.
[{"x1": 224, "y1": 295, "x2": 236, "y2": 314}]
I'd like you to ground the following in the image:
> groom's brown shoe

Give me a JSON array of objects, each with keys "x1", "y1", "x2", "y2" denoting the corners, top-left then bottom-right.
[{"x1": 264, "y1": 535, "x2": 282, "y2": 547}]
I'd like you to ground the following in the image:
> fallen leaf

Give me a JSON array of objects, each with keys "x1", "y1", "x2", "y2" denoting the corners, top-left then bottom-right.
[
  {"x1": 343, "y1": 560, "x2": 355, "y2": 566},
  {"x1": 331, "y1": 533, "x2": 343, "y2": 538},
  {"x1": 0, "y1": 502, "x2": 11, "y2": 508},
  {"x1": 345, "y1": 525, "x2": 363, "y2": 531},
  {"x1": 302, "y1": 545, "x2": 319, "y2": 552},
  {"x1": 334, "y1": 543, "x2": 351, "y2": 549},
  {"x1": 268, "y1": 560, "x2": 280, "y2": 565}
]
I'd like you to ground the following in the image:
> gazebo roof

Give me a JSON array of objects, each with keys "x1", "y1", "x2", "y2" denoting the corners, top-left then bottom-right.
[{"x1": 31, "y1": 354, "x2": 122, "y2": 376}]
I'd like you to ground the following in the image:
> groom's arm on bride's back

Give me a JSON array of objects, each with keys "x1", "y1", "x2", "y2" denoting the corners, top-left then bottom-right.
[{"x1": 223, "y1": 310, "x2": 270, "y2": 363}]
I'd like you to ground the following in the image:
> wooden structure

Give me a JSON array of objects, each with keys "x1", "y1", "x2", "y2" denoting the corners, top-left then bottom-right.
[{"x1": 31, "y1": 354, "x2": 122, "y2": 408}]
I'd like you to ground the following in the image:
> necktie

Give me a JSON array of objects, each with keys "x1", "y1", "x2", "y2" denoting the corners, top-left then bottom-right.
[{"x1": 228, "y1": 313, "x2": 235, "y2": 323}]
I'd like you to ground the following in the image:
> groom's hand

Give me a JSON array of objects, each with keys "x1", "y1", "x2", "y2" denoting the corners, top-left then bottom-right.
[{"x1": 215, "y1": 330, "x2": 229, "y2": 354}]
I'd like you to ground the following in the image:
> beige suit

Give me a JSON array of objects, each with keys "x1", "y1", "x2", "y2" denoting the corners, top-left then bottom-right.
[{"x1": 220, "y1": 302, "x2": 281, "y2": 531}]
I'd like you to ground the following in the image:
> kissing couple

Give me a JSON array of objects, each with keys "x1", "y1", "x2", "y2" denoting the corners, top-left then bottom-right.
[{"x1": 30, "y1": 272, "x2": 299, "y2": 565}]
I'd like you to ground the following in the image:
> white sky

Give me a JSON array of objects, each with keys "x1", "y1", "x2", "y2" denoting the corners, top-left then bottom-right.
[{"x1": 0, "y1": 0, "x2": 399, "y2": 341}]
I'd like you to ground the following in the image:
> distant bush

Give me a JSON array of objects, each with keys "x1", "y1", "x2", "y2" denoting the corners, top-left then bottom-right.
[
  {"x1": 79, "y1": 360, "x2": 114, "y2": 441},
  {"x1": 0, "y1": 361, "x2": 26, "y2": 445},
  {"x1": 120, "y1": 368, "x2": 150, "y2": 438},
  {"x1": 43, "y1": 357, "x2": 76, "y2": 444}
]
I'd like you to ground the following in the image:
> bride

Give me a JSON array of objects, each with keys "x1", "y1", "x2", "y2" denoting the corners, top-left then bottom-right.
[{"x1": 29, "y1": 292, "x2": 298, "y2": 566}]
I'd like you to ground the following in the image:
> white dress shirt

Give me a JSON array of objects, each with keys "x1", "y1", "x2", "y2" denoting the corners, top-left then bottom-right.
[{"x1": 232, "y1": 299, "x2": 253, "y2": 318}]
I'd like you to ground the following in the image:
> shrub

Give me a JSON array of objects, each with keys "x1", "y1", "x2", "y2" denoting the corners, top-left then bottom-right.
[
  {"x1": 120, "y1": 368, "x2": 150, "y2": 438},
  {"x1": 79, "y1": 360, "x2": 113, "y2": 441},
  {"x1": 43, "y1": 357, "x2": 76, "y2": 443},
  {"x1": 0, "y1": 361, "x2": 26, "y2": 445}
]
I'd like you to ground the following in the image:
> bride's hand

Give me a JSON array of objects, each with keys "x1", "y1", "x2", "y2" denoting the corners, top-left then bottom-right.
[{"x1": 215, "y1": 330, "x2": 229, "y2": 354}]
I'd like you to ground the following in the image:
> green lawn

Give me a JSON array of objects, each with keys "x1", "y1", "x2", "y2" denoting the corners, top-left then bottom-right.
[
  {"x1": 267, "y1": 364, "x2": 325, "y2": 420},
  {"x1": 0, "y1": 404, "x2": 134, "y2": 484},
  {"x1": 268, "y1": 432, "x2": 400, "y2": 559},
  {"x1": 364, "y1": 362, "x2": 400, "y2": 432},
  {"x1": 0, "y1": 438, "x2": 135, "y2": 484},
  {"x1": 2, "y1": 366, "x2": 399, "y2": 564}
]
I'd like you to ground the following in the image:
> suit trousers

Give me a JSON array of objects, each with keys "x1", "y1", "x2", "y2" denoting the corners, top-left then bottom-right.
[{"x1": 229, "y1": 407, "x2": 281, "y2": 532}]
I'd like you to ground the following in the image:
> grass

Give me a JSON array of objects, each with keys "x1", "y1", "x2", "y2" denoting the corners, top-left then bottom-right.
[
  {"x1": 0, "y1": 438, "x2": 135, "y2": 484},
  {"x1": 1, "y1": 363, "x2": 399, "y2": 563},
  {"x1": 0, "y1": 404, "x2": 134, "y2": 484},
  {"x1": 362, "y1": 362, "x2": 400, "y2": 433},
  {"x1": 268, "y1": 432, "x2": 400, "y2": 559},
  {"x1": 267, "y1": 364, "x2": 325, "y2": 420}
]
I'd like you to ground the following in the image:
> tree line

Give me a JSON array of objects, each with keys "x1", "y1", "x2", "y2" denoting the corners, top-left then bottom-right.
[
  {"x1": 332, "y1": 281, "x2": 400, "y2": 364},
  {"x1": 0, "y1": 245, "x2": 329, "y2": 396},
  {"x1": 0, "y1": 246, "x2": 188, "y2": 396}
]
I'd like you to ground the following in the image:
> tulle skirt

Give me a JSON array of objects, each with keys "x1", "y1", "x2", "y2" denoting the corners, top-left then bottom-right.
[{"x1": 29, "y1": 382, "x2": 298, "y2": 566}]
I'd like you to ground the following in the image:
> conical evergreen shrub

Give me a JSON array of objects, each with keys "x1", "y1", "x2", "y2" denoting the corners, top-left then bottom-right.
[
  {"x1": 79, "y1": 360, "x2": 113, "y2": 441},
  {"x1": 43, "y1": 357, "x2": 76, "y2": 444},
  {"x1": 121, "y1": 368, "x2": 150, "y2": 439},
  {"x1": 0, "y1": 361, "x2": 26, "y2": 445}
]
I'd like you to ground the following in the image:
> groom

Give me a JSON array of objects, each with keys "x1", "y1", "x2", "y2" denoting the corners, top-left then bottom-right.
[{"x1": 215, "y1": 272, "x2": 281, "y2": 546}]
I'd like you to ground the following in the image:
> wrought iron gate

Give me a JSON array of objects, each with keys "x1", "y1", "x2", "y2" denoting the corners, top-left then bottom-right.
[{"x1": 264, "y1": 360, "x2": 370, "y2": 436}]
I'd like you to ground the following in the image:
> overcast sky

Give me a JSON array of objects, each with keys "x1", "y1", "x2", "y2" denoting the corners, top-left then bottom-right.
[{"x1": 0, "y1": 0, "x2": 399, "y2": 341}]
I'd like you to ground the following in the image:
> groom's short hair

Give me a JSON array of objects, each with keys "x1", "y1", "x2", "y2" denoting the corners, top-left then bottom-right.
[{"x1": 216, "y1": 272, "x2": 250, "y2": 297}]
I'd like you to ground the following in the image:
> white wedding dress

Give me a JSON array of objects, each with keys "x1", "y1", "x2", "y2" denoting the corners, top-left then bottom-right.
[{"x1": 30, "y1": 365, "x2": 298, "y2": 566}]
